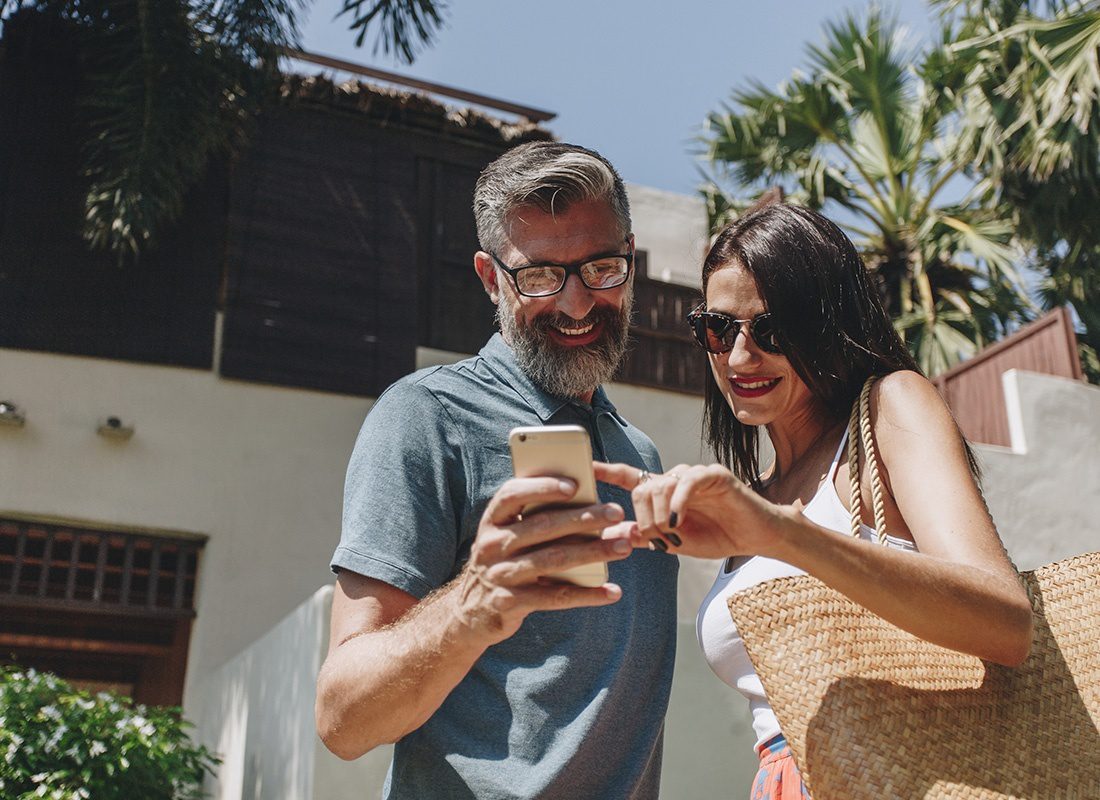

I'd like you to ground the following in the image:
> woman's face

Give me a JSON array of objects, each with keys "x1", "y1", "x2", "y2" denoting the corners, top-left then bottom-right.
[{"x1": 704, "y1": 263, "x2": 817, "y2": 429}]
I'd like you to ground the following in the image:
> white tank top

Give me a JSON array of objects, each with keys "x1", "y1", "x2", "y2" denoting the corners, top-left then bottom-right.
[{"x1": 695, "y1": 428, "x2": 918, "y2": 748}]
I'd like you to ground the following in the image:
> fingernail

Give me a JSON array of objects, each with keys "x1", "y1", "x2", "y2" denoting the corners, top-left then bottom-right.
[
  {"x1": 611, "y1": 538, "x2": 631, "y2": 554},
  {"x1": 604, "y1": 503, "x2": 623, "y2": 519},
  {"x1": 667, "y1": 532, "x2": 682, "y2": 547},
  {"x1": 559, "y1": 479, "x2": 575, "y2": 493},
  {"x1": 668, "y1": 511, "x2": 679, "y2": 528},
  {"x1": 652, "y1": 538, "x2": 669, "y2": 552}
]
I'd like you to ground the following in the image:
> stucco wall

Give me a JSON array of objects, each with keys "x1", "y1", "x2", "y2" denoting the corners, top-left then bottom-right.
[
  {"x1": 0, "y1": 346, "x2": 368, "y2": 703},
  {"x1": 978, "y1": 369, "x2": 1100, "y2": 569},
  {"x1": 627, "y1": 182, "x2": 709, "y2": 288},
  {"x1": 193, "y1": 585, "x2": 331, "y2": 800}
]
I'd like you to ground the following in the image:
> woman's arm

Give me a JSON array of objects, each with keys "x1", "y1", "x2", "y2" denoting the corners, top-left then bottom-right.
[
  {"x1": 595, "y1": 371, "x2": 1033, "y2": 666},
  {"x1": 790, "y1": 370, "x2": 1031, "y2": 665}
]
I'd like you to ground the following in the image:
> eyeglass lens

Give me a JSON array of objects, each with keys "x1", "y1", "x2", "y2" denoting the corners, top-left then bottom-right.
[
  {"x1": 692, "y1": 312, "x2": 781, "y2": 354},
  {"x1": 516, "y1": 257, "x2": 630, "y2": 297}
]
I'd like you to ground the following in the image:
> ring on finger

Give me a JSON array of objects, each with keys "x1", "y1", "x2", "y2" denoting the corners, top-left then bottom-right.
[{"x1": 637, "y1": 469, "x2": 651, "y2": 485}]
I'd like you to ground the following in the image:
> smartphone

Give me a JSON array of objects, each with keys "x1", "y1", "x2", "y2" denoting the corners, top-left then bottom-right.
[{"x1": 508, "y1": 424, "x2": 608, "y2": 588}]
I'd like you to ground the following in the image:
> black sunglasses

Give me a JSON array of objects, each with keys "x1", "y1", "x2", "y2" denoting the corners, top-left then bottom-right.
[
  {"x1": 490, "y1": 241, "x2": 634, "y2": 298},
  {"x1": 686, "y1": 303, "x2": 783, "y2": 355}
]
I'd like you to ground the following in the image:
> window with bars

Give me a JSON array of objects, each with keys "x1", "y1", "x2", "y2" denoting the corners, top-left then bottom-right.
[
  {"x1": 0, "y1": 518, "x2": 202, "y2": 616},
  {"x1": 0, "y1": 516, "x2": 206, "y2": 706}
]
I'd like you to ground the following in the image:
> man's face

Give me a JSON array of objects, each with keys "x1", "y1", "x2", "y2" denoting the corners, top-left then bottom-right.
[{"x1": 475, "y1": 199, "x2": 634, "y2": 400}]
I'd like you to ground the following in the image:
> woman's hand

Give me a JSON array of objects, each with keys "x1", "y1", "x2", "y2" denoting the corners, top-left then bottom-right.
[{"x1": 594, "y1": 462, "x2": 797, "y2": 560}]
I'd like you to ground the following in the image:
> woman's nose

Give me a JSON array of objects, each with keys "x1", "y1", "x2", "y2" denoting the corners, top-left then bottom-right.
[{"x1": 724, "y1": 332, "x2": 761, "y2": 370}]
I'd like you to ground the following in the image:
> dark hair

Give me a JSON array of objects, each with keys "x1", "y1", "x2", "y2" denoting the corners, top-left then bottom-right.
[{"x1": 701, "y1": 203, "x2": 925, "y2": 488}]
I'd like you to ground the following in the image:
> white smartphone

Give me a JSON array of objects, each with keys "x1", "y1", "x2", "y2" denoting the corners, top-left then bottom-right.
[{"x1": 508, "y1": 424, "x2": 608, "y2": 588}]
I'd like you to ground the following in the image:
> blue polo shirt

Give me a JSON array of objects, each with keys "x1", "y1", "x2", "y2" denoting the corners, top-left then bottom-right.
[{"x1": 333, "y1": 333, "x2": 679, "y2": 799}]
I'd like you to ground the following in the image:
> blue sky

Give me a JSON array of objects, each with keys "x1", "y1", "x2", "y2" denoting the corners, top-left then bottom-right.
[{"x1": 299, "y1": 0, "x2": 939, "y2": 196}]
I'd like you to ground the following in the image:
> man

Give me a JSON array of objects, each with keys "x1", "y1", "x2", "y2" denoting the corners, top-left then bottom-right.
[{"x1": 316, "y1": 142, "x2": 678, "y2": 799}]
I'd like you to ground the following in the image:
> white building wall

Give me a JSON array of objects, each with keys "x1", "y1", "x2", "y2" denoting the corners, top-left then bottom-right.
[
  {"x1": 6, "y1": 344, "x2": 1098, "y2": 798},
  {"x1": 0, "y1": 347, "x2": 368, "y2": 702},
  {"x1": 626, "y1": 182, "x2": 710, "y2": 288},
  {"x1": 977, "y1": 369, "x2": 1100, "y2": 569},
  {"x1": 193, "y1": 586, "x2": 330, "y2": 800}
]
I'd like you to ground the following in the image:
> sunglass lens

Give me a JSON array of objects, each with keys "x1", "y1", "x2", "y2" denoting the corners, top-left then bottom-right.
[
  {"x1": 751, "y1": 316, "x2": 781, "y2": 354},
  {"x1": 690, "y1": 316, "x2": 711, "y2": 351},
  {"x1": 691, "y1": 315, "x2": 732, "y2": 354}
]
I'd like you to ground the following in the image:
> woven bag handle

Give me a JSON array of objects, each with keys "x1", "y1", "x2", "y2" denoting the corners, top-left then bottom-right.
[
  {"x1": 847, "y1": 376, "x2": 889, "y2": 545},
  {"x1": 845, "y1": 375, "x2": 1039, "y2": 612}
]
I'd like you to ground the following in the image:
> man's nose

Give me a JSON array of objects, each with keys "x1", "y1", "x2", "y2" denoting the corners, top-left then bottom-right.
[{"x1": 554, "y1": 274, "x2": 596, "y2": 320}]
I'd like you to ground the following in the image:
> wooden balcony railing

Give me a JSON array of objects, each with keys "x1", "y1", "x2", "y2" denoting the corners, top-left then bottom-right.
[
  {"x1": 619, "y1": 252, "x2": 707, "y2": 395},
  {"x1": 0, "y1": 516, "x2": 204, "y2": 618}
]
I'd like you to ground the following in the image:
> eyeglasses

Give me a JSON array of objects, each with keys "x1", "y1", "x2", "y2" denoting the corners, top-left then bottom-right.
[
  {"x1": 490, "y1": 242, "x2": 634, "y2": 298},
  {"x1": 686, "y1": 303, "x2": 783, "y2": 355}
]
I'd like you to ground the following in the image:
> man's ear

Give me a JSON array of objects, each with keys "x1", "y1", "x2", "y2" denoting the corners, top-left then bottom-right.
[{"x1": 474, "y1": 251, "x2": 500, "y2": 304}]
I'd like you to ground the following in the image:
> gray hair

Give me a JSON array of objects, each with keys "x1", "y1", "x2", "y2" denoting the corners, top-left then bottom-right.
[{"x1": 473, "y1": 142, "x2": 631, "y2": 255}]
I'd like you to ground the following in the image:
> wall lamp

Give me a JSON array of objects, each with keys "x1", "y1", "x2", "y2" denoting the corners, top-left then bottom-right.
[
  {"x1": 97, "y1": 416, "x2": 135, "y2": 440},
  {"x1": 0, "y1": 400, "x2": 25, "y2": 427}
]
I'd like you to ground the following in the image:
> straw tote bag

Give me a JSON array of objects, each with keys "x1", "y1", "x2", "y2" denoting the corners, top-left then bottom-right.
[{"x1": 727, "y1": 377, "x2": 1100, "y2": 800}]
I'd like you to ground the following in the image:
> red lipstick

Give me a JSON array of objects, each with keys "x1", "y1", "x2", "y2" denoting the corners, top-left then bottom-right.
[{"x1": 728, "y1": 376, "x2": 781, "y2": 398}]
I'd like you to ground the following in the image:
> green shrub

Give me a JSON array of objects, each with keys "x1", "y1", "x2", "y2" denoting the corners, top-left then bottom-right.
[{"x1": 0, "y1": 666, "x2": 217, "y2": 799}]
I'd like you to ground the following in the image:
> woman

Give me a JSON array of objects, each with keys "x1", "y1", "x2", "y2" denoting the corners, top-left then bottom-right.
[{"x1": 596, "y1": 203, "x2": 1033, "y2": 798}]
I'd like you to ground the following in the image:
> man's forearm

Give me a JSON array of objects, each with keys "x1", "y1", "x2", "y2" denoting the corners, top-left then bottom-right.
[
  {"x1": 317, "y1": 484, "x2": 630, "y2": 760},
  {"x1": 316, "y1": 582, "x2": 487, "y2": 760}
]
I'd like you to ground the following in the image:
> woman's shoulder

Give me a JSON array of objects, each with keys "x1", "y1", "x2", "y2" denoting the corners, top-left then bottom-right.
[
  {"x1": 870, "y1": 370, "x2": 960, "y2": 445},
  {"x1": 873, "y1": 369, "x2": 937, "y2": 402}
]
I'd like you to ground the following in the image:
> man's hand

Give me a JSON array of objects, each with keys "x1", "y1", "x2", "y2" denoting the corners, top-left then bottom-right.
[
  {"x1": 318, "y1": 475, "x2": 632, "y2": 758},
  {"x1": 453, "y1": 476, "x2": 632, "y2": 645}
]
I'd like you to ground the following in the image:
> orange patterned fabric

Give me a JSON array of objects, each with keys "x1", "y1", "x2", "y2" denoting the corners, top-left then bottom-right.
[{"x1": 750, "y1": 736, "x2": 811, "y2": 800}]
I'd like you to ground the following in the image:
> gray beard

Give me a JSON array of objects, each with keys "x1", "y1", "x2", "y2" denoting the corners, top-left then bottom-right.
[{"x1": 497, "y1": 289, "x2": 634, "y2": 400}]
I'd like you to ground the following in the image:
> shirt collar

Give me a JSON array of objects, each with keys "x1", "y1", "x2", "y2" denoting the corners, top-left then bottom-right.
[{"x1": 479, "y1": 333, "x2": 621, "y2": 422}]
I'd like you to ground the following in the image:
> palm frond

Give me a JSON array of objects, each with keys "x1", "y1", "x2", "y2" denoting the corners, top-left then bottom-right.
[
  {"x1": 700, "y1": 5, "x2": 1042, "y2": 369},
  {"x1": 15, "y1": 0, "x2": 303, "y2": 258},
  {"x1": 895, "y1": 304, "x2": 985, "y2": 375},
  {"x1": 340, "y1": 0, "x2": 446, "y2": 65}
]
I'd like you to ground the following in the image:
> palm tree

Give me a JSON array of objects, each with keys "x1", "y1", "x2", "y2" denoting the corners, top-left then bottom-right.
[
  {"x1": 0, "y1": 0, "x2": 445, "y2": 259},
  {"x1": 702, "y1": 8, "x2": 1034, "y2": 376},
  {"x1": 940, "y1": 0, "x2": 1100, "y2": 379}
]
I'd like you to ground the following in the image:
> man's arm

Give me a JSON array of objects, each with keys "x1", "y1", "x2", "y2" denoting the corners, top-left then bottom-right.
[
  {"x1": 315, "y1": 476, "x2": 632, "y2": 760},
  {"x1": 315, "y1": 573, "x2": 476, "y2": 759}
]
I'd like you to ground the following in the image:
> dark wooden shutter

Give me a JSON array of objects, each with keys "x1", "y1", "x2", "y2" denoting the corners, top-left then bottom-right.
[
  {"x1": 416, "y1": 157, "x2": 496, "y2": 355},
  {"x1": 220, "y1": 106, "x2": 420, "y2": 395},
  {"x1": 0, "y1": 11, "x2": 220, "y2": 369}
]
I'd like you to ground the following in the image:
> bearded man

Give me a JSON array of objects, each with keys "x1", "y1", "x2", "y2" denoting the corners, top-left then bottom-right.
[{"x1": 316, "y1": 142, "x2": 678, "y2": 800}]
